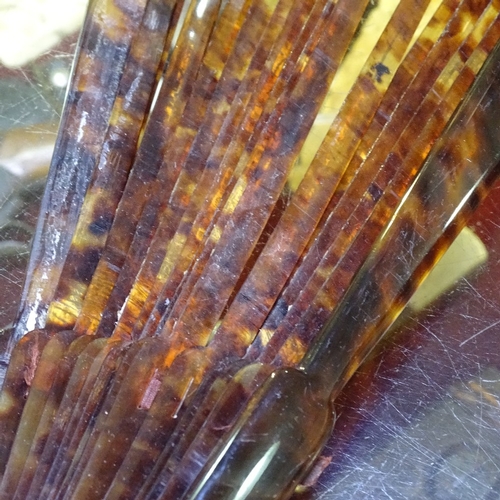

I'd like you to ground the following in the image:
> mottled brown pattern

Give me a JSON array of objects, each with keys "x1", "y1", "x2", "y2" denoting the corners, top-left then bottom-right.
[
  {"x1": 273, "y1": 0, "x2": 500, "y2": 367},
  {"x1": 0, "y1": 330, "x2": 50, "y2": 477},
  {"x1": 73, "y1": 0, "x2": 224, "y2": 337},
  {"x1": 210, "y1": 0, "x2": 434, "y2": 361},
  {"x1": 26, "y1": 337, "x2": 116, "y2": 499},
  {"x1": 304, "y1": 33, "x2": 500, "y2": 399},
  {"x1": 44, "y1": 0, "x2": 179, "y2": 331},
  {"x1": 136, "y1": 0, "x2": 325, "y2": 341},
  {"x1": 10, "y1": 0, "x2": 153, "y2": 345},
  {"x1": 158, "y1": 0, "x2": 369, "y2": 366},
  {"x1": 2, "y1": 333, "x2": 93, "y2": 500},
  {"x1": 51, "y1": 4, "x2": 369, "y2": 497},
  {"x1": 102, "y1": 0, "x2": 273, "y2": 340},
  {"x1": 173, "y1": 34, "x2": 500, "y2": 500},
  {"x1": 252, "y1": 0, "x2": 498, "y2": 365},
  {"x1": 245, "y1": 0, "x2": 464, "y2": 360},
  {"x1": 3, "y1": 1, "x2": 500, "y2": 499}
]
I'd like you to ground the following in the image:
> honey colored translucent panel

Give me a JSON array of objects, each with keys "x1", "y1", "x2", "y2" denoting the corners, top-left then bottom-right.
[{"x1": 208, "y1": 0, "x2": 434, "y2": 361}]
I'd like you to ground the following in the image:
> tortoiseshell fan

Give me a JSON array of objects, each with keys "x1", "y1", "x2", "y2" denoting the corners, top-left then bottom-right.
[{"x1": 0, "y1": 0, "x2": 499, "y2": 498}]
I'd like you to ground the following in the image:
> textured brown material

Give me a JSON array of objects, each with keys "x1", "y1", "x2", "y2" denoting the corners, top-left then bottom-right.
[{"x1": 2, "y1": 1, "x2": 500, "y2": 498}]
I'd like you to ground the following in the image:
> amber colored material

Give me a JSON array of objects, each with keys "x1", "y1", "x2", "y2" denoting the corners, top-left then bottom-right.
[
  {"x1": 0, "y1": 332, "x2": 93, "y2": 499},
  {"x1": 9, "y1": 0, "x2": 153, "y2": 346},
  {"x1": 214, "y1": 0, "x2": 434, "y2": 360},
  {"x1": 135, "y1": 362, "x2": 248, "y2": 499},
  {"x1": 39, "y1": 340, "x2": 140, "y2": 499},
  {"x1": 44, "y1": 0, "x2": 178, "y2": 331},
  {"x1": 137, "y1": 0, "x2": 325, "y2": 340},
  {"x1": 45, "y1": 4, "x2": 372, "y2": 498},
  {"x1": 179, "y1": 39, "x2": 500, "y2": 499},
  {"x1": 273, "y1": 3, "x2": 500, "y2": 367},
  {"x1": 255, "y1": 0, "x2": 500, "y2": 365},
  {"x1": 246, "y1": 0, "x2": 462, "y2": 360},
  {"x1": 156, "y1": 0, "x2": 369, "y2": 369},
  {"x1": 25, "y1": 338, "x2": 119, "y2": 499},
  {"x1": 74, "y1": 0, "x2": 225, "y2": 337},
  {"x1": 0, "y1": 330, "x2": 50, "y2": 475},
  {"x1": 104, "y1": 0, "x2": 274, "y2": 340},
  {"x1": 3, "y1": 2, "x2": 500, "y2": 499},
  {"x1": 304, "y1": 33, "x2": 500, "y2": 398},
  {"x1": 183, "y1": 368, "x2": 334, "y2": 500},
  {"x1": 100, "y1": 5, "x2": 440, "y2": 496}
]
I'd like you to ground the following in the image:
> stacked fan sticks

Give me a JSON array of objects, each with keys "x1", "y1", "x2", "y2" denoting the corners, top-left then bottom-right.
[{"x1": 1, "y1": 0, "x2": 500, "y2": 498}]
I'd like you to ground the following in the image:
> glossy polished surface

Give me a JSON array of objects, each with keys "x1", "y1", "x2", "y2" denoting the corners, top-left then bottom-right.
[{"x1": 0, "y1": 1, "x2": 499, "y2": 499}]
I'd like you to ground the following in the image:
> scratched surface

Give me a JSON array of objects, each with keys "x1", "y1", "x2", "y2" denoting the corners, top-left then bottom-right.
[{"x1": 1, "y1": 4, "x2": 500, "y2": 500}]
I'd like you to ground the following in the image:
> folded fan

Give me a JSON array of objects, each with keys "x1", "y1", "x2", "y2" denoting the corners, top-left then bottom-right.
[{"x1": 0, "y1": 1, "x2": 499, "y2": 499}]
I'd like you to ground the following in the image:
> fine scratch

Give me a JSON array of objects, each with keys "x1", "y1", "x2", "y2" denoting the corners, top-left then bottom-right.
[{"x1": 459, "y1": 318, "x2": 500, "y2": 347}]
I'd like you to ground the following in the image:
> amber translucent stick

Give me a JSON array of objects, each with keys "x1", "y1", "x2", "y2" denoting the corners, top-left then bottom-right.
[
  {"x1": 71, "y1": 0, "x2": 221, "y2": 336},
  {"x1": 0, "y1": 330, "x2": 50, "y2": 474},
  {"x1": 103, "y1": 0, "x2": 272, "y2": 339},
  {"x1": 181, "y1": 38, "x2": 500, "y2": 500},
  {"x1": 0, "y1": 331, "x2": 88, "y2": 490},
  {"x1": 270, "y1": 2, "x2": 500, "y2": 366},
  {"x1": 40, "y1": 340, "x2": 141, "y2": 500},
  {"x1": 252, "y1": 0, "x2": 494, "y2": 363},
  {"x1": 157, "y1": 0, "x2": 369, "y2": 366},
  {"x1": 137, "y1": 0, "x2": 326, "y2": 340},
  {"x1": 8, "y1": 0, "x2": 151, "y2": 348},
  {"x1": 42, "y1": 0, "x2": 179, "y2": 331},
  {"x1": 24, "y1": 338, "x2": 118, "y2": 499},
  {"x1": 146, "y1": 363, "x2": 275, "y2": 500},
  {"x1": 207, "y1": 0, "x2": 434, "y2": 361},
  {"x1": 246, "y1": 0, "x2": 462, "y2": 359}
]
